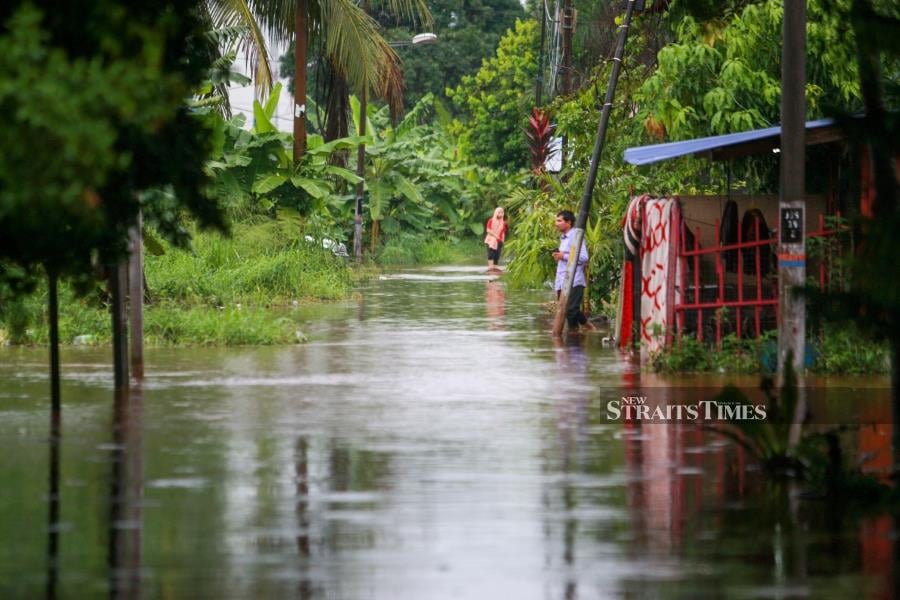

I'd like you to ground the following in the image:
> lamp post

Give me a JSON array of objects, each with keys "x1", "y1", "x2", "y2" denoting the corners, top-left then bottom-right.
[{"x1": 353, "y1": 33, "x2": 437, "y2": 261}]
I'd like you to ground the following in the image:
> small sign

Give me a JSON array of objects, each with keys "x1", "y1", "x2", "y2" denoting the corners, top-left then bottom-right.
[
  {"x1": 545, "y1": 136, "x2": 563, "y2": 173},
  {"x1": 780, "y1": 207, "x2": 803, "y2": 244}
]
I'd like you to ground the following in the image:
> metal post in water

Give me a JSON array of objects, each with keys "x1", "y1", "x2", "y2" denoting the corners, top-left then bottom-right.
[{"x1": 553, "y1": 0, "x2": 638, "y2": 336}]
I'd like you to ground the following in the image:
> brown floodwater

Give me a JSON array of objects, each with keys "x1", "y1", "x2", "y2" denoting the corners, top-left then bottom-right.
[{"x1": 0, "y1": 265, "x2": 896, "y2": 599}]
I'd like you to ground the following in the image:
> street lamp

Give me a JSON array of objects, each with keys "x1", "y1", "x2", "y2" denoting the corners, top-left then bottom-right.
[{"x1": 353, "y1": 33, "x2": 438, "y2": 260}]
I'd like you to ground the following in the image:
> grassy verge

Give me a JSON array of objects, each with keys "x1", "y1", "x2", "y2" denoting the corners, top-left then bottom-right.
[
  {"x1": 650, "y1": 324, "x2": 890, "y2": 375},
  {"x1": 0, "y1": 218, "x2": 354, "y2": 346},
  {"x1": 146, "y1": 218, "x2": 353, "y2": 305},
  {"x1": 376, "y1": 235, "x2": 485, "y2": 266}
]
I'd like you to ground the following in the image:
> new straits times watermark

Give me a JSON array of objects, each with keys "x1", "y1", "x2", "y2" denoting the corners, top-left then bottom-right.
[
  {"x1": 607, "y1": 396, "x2": 767, "y2": 422},
  {"x1": 598, "y1": 388, "x2": 892, "y2": 425}
]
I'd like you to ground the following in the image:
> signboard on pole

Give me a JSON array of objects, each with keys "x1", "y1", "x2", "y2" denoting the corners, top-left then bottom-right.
[{"x1": 545, "y1": 136, "x2": 563, "y2": 173}]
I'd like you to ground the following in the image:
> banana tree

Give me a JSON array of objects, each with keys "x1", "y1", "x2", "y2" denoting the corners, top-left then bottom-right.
[
  {"x1": 366, "y1": 155, "x2": 430, "y2": 249},
  {"x1": 356, "y1": 93, "x2": 503, "y2": 245},
  {"x1": 207, "y1": 83, "x2": 364, "y2": 218}
]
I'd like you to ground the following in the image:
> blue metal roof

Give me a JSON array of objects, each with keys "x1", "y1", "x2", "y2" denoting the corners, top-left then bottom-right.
[{"x1": 623, "y1": 118, "x2": 837, "y2": 166}]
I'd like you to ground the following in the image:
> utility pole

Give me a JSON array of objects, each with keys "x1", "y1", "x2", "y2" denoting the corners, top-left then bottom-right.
[
  {"x1": 560, "y1": 0, "x2": 574, "y2": 96},
  {"x1": 293, "y1": 0, "x2": 308, "y2": 164},
  {"x1": 553, "y1": 0, "x2": 638, "y2": 336},
  {"x1": 778, "y1": 0, "x2": 806, "y2": 375},
  {"x1": 128, "y1": 211, "x2": 144, "y2": 380},
  {"x1": 536, "y1": 2, "x2": 548, "y2": 106},
  {"x1": 354, "y1": 87, "x2": 367, "y2": 261}
]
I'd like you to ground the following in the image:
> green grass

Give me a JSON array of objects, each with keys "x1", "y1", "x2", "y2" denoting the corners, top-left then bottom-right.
[
  {"x1": 144, "y1": 304, "x2": 303, "y2": 346},
  {"x1": 0, "y1": 218, "x2": 354, "y2": 346},
  {"x1": 650, "y1": 326, "x2": 889, "y2": 375},
  {"x1": 376, "y1": 235, "x2": 485, "y2": 266},
  {"x1": 145, "y1": 219, "x2": 353, "y2": 306}
]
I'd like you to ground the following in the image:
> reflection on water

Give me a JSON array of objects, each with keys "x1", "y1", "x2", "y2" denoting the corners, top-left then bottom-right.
[{"x1": 0, "y1": 266, "x2": 896, "y2": 598}]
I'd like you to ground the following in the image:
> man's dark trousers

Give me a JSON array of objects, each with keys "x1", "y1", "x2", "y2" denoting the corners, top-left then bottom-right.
[{"x1": 558, "y1": 285, "x2": 587, "y2": 329}]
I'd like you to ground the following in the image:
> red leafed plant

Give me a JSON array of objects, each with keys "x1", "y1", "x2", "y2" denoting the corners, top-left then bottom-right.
[{"x1": 525, "y1": 108, "x2": 554, "y2": 175}]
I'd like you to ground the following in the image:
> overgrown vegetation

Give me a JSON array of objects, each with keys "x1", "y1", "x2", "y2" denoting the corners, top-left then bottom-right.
[
  {"x1": 376, "y1": 236, "x2": 484, "y2": 266},
  {"x1": 0, "y1": 220, "x2": 354, "y2": 346},
  {"x1": 650, "y1": 325, "x2": 889, "y2": 374}
]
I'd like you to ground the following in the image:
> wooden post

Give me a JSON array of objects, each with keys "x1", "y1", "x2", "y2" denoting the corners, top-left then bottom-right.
[
  {"x1": 128, "y1": 212, "x2": 144, "y2": 380},
  {"x1": 778, "y1": 0, "x2": 806, "y2": 375},
  {"x1": 46, "y1": 266, "x2": 61, "y2": 599},
  {"x1": 293, "y1": 0, "x2": 309, "y2": 164},
  {"x1": 47, "y1": 268, "x2": 61, "y2": 428},
  {"x1": 45, "y1": 411, "x2": 60, "y2": 600},
  {"x1": 110, "y1": 263, "x2": 129, "y2": 391},
  {"x1": 353, "y1": 87, "x2": 367, "y2": 261}
]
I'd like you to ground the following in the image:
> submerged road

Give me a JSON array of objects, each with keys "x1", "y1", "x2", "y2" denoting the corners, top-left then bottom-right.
[{"x1": 0, "y1": 265, "x2": 895, "y2": 599}]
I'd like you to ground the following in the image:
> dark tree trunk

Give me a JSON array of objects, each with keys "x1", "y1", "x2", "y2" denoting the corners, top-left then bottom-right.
[
  {"x1": 323, "y1": 59, "x2": 350, "y2": 168},
  {"x1": 293, "y1": 0, "x2": 309, "y2": 164}
]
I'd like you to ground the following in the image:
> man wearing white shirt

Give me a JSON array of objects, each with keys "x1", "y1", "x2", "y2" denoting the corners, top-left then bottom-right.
[{"x1": 552, "y1": 210, "x2": 590, "y2": 331}]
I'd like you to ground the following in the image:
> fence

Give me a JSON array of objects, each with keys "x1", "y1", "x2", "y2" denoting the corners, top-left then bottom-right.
[{"x1": 674, "y1": 212, "x2": 846, "y2": 346}]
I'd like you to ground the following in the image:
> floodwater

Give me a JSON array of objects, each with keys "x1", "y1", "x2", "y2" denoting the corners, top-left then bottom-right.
[{"x1": 0, "y1": 265, "x2": 896, "y2": 599}]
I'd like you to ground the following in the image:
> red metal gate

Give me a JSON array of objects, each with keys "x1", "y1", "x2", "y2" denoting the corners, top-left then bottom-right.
[{"x1": 674, "y1": 212, "x2": 844, "y2": 346}]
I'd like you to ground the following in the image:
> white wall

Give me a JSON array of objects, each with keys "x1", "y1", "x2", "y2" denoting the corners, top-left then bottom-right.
[{"x1": 226, "y1": 38, "x2": 296, "y2": 133}]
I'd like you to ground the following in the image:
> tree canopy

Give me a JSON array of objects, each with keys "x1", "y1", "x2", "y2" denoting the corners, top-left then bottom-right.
[
  {"x1": 448, "y1": 19, "x2": 539, "y2": 171},
  {"x1": 0, "y1": 0, "x2": 224, "y2": 288}
]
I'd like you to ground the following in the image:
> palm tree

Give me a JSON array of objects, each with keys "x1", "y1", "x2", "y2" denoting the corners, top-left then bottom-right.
[{"x1": 205, "y1": 0, "x2": 431, "y2": 162}]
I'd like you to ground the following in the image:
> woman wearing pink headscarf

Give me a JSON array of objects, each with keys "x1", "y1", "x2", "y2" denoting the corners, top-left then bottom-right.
[{"x1": 484, "y1": 207, "x2": 508, "y2": 271}]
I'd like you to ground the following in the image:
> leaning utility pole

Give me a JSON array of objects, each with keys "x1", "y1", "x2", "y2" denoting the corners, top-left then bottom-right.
[
  {"x1": 552, "y1": 0, "x2": 638, "y2": 336},
  {"x1": 293, "y1": 0, "x2": 309, "y2": 164},
  {"x1": 778, "y1": 0, "x2": 806, "y2": 375}
]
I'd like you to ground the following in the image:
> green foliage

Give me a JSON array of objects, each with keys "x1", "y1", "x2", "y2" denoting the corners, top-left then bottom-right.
[
  {"x1": 503, "y1": 187, "x2": 559, "y2": 289},
  {"x1": 650, "y1": 333, "x2": 769, "y2": 373},
  {"x1": 639, "y1": 0, "x2": 861, "y2": 141},
  {"x1": 0, "y1": 2, "x2": 224, "y2": 288},
  {"x1": 387, "y1": 0, "x2": 524, "y2": 109},
  {"x1": 0, "y1": 219, "x2": 352, "y2": 346},
  {"x1": 376, "y1": 235, "x2": 483, "y2": 265},
  {"x1": 811, "y1": 323, "x2": 890, "y2": 375},
  {"x1": 144, "y1": 305, "x2": 302, "y2": 346},
  {"x1": 350, "y1": 94, "x2": 511, "y2": 247},
  {"x1": 448, "y1": 19, "x2": 540, "y2": 171},
  {"x1": 650, "y1": 324, "x2": 888, "y2": 375},
  {"x1": 145, "y1": 219, "x2": 353, "y2": 306},
  {"x1": 205, "y1": 84, "x2": 362, "y2": 220}
]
